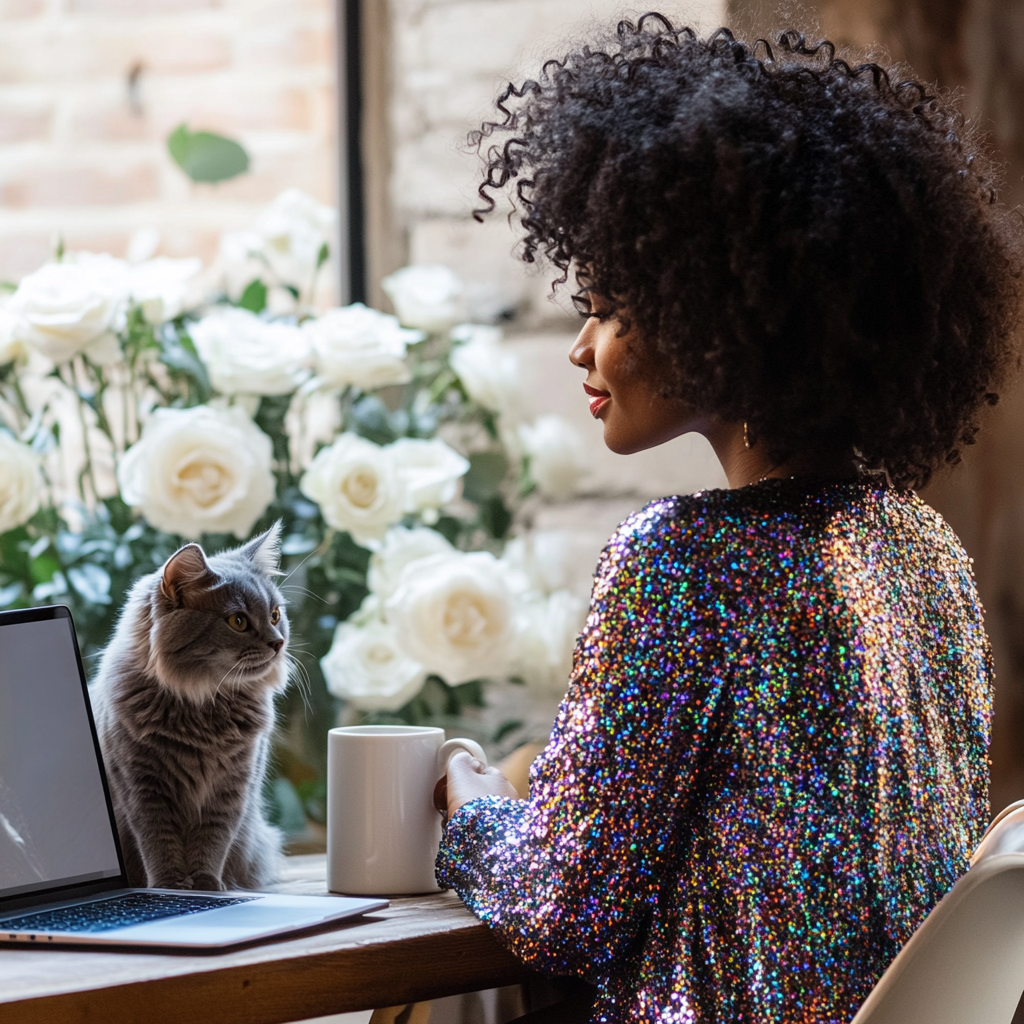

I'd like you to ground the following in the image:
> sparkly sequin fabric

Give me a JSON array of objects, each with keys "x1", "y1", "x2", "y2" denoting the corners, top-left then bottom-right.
[{"x1": 436, "y1": 479, "x2": 992, "y2": 1023}]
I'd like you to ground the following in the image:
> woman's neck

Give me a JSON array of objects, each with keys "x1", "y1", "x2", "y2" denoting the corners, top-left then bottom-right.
[{"x1": 705, "y1": 421, "x2": 860, "y2": 489}]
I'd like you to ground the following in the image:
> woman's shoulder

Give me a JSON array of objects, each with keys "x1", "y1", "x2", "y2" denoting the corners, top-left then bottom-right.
[{"x1": 602, "y1": 478, "x2": 963, "y2": 575}]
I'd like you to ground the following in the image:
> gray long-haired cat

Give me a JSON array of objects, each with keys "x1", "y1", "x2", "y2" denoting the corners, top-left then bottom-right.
[{"x1": 90, "y1": 523, "x2": 290, "y2": 891}]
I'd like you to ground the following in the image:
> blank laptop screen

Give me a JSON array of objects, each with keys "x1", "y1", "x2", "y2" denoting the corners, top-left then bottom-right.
[{"x1": 0, "y1": 613, "x2": 121, "y2": 899}]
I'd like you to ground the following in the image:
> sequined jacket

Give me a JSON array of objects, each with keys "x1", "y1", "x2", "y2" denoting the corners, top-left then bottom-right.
[{"x1": 436, "y1": 480, "x2": 993, "y2": 1024}]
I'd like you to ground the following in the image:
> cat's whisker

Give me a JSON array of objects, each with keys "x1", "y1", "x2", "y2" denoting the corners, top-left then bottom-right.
[
  {"x1": 285, "y1": 652, "x2": 312, "y2": 690},
  {"x1": 284, "y1": 652, "x2": 312, "y2": 690},
  {"x1": 279, "y1": 547, "x2": 320, "y2": 586},
  {"x1": 213, "y1": 658, "x2": 246, "y2": 699},
  {"x1": 284, "y1": 655, "x2": 314, "y2": 718},
  {"x1": 279, "y1": 584, "x2": 328, "y2": 604}
]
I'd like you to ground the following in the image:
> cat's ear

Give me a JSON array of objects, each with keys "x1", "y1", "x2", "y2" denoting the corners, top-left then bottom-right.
[
  {"x1": 160, "y1": 544, "x2": 216, "y2": 605},
  {"x1": 240, "y1": 521, "x2": 283, "y2": 577}
]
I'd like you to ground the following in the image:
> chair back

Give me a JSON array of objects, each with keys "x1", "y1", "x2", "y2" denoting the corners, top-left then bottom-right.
[{"x1": 851, "y1": 804, "x2": 1024, "y2": 1024}]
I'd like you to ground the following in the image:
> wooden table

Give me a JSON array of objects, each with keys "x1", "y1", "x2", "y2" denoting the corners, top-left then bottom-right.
[{"x1": 0, "y1": 856, "x2": 536, "y2": 1024}]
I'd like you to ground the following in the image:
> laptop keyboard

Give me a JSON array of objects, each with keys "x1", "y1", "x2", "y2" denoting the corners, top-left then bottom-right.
[{"x1": 2, "y1": 892, "x2": 257, "y2": 934}]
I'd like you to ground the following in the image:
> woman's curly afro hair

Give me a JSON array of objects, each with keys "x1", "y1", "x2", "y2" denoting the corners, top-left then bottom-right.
[{"x1": 473, "y1": 14, "x2": 1024, "y2": 488}]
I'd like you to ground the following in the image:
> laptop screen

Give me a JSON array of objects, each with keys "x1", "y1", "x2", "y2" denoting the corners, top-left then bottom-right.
[{"x1": 0, "y1": 608, "x2": 122, "y2": 900}]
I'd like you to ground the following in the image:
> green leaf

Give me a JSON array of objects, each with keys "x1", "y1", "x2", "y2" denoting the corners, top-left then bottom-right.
[
  {"x1": 67, "y1": 563, "x2": 111, "y2": 605},
  {"x1": 238, "y1": 278, "x2": 267, "y2": 314},
  {"x1": 167, "y1": 124, "x2": 250, "y2": 184},
  {"x1": 492, "y1": 719, "x2": 524, "y2": 743},
  {"x1": 160, "y1": 328, "x2": 212, "y2": 401},
  {"x1": 463, "y1": 451, "x2": 509, "y2": 503},
  {"x1": 350, "y1": 394, "x2": 398, "y2": 445},
  {"x1": 295, "y1": 778, "x2": 327, "y2": 825},
  {"x1": 479, "y1": 494, "x2": 512, "y2": 539},
  {"x1": 316, "y1": 242, "x2": 330, "y2": 270},
  {"x1": 433, "y1": 515, "x2": 461, "y2": 545}
]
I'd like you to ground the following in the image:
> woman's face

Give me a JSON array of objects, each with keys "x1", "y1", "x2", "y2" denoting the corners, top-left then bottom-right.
[{"x1": 569, "y1": 309, "x2": 698, "y2": 454}]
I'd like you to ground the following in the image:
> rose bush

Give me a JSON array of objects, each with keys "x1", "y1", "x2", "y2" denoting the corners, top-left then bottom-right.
[{"x1": 0, "y1": 192, "x2": 589, "y2": 837}]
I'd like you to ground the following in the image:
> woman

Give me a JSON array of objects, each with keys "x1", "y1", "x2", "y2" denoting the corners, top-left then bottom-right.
[{"x1": 436, "y1": 17, "x2": 1022, "y2": 1024}]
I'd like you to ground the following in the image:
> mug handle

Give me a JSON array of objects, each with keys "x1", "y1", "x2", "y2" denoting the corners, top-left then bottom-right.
[{"x1": 438, "y1": 738, "x2": 487, "y2": 775}]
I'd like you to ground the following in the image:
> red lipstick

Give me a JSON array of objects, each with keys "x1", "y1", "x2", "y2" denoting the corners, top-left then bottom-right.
[{"x1": 583, "y1": 382, "x2": 610, "y2": 418}]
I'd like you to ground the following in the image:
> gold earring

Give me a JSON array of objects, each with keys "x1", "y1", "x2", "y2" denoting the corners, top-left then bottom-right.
[{"x1": 743, "y1": 422, "x2": 752, "y2": 449}]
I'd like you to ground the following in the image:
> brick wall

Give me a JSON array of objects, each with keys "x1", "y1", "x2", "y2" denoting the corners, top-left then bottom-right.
[
  {"x1": 0, "y1": 0, "x2": 337, "y2": 282},
  {"x1": 0, "y1": 0, "x2": 725, "y2": 310},
  {"x1": 377, "y1": 0, "x2": 725, "y2": 323}
]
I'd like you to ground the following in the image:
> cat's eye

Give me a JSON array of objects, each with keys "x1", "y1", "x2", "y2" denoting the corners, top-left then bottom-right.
[
  {"x1": 270, "y1": 607, "x2": 281, "y2": 625},
  {"x1": 227, "y1": 613, "x2": 249, "y2": 632}
]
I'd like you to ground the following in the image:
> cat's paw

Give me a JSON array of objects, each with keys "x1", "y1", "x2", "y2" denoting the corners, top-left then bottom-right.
[
  {"x1": 151, "y1": 875, "x2": 195, "y2": 890},
  {"x1": 190, "y1": 872, "x2": 225, "y2": 892}
]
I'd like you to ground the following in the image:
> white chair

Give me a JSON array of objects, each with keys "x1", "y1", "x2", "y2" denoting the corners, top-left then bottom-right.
[{"x1": 852, "y1": 801, "x2": 1024, "y2": 1024}]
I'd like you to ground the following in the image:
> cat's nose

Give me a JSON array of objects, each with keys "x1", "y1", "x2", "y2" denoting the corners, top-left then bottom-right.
[{"x1": 269, "y1": 639, "x2": 284, "y2": 654}]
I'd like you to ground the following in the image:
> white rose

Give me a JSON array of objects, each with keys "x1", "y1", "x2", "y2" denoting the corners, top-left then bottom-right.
[
  {"x1": 501, "y1": 530, "x2": 575, "y2": 595},
  {"x1": 513, "y1": 589, "x2": 587, "y2": 697},
  {"x1": 367, "y1": 526, "x2": 454, "y2": 600},
  {"x1": 0, "y1": 434, "x2": 42, "y2": 532},
  {"x1": 321, "y1": 618, "x2": 427, "y2": 711},
  {"x1": 213, "y1": 229, "x2": 267, "y2": 302},
  {"x1": 190, "y1": 307, "x2": 311, "y2": 396},
  {"x1": 390, "y1": 437, "x2": 469, "y2": 514},
  {"x1": 299, "y1": 433, "x2": 405, "y2": 546},
  {"x1": 128, "y1": 257, "x2": 204, "y2": 324},
  {"x1": 381, "y1": 264, "x2": 465, "y2": 333},
  {"x1": 285, "y1": 389, "x2": 342, "y2": 471},
  {"x1": 518, "y1": 414, "x2": 588, "y2": 501},
  {"x1": 117, "y1": 404, "x2": 275, "y2": 539},
  {"x1": 8, "y1": 260, "x2": 128, "y2": 365},
  {"x1": 254, "y1": 188, "x2": 336, "y2": 289},
  {"x1": 0, "y1": 299, "x2": 26, "y2": 364},
  {"x1": 386, "y1": 550, "x2": 516, "y2": 685},
  {"x1": 303, "y1": 304, "x2": 420, "y2": 390},
  {"x1": 449, "y1": 323, "x2": 523, "y2": 419}
]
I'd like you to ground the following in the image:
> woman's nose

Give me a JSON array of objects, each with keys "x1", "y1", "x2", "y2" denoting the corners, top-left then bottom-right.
[{"x1": 569, "y1": 319, "x2": 596, "y2": 368}]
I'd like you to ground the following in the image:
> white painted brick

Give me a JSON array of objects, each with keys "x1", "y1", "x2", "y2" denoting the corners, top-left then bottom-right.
[
  {"x1": 0, "y1": 95, "x2": 52, "y2": 142},
  {"x1": 0, "y1": 29, "x2": 232, "y2": 83},
  {"x1": 234, "y1": 23, "x2": 334, "y2": 69},
  {"x1": 68, "y1": 0, "x2": 222, "y2": 12},
  {"x1": 0, "y1": 158, "x2": 162, "y2": 207},
  {"x1": 0, "y1": 0, "x2": 45, "y2": 19},
  {"x1": 392, "y1": 127, "x2": 480, "y2": 218}
]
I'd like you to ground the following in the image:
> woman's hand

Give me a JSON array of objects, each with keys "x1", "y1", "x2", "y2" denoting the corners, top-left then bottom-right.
[{"x1": 436, "y1": 751, "x2": 520, "y2": 820}]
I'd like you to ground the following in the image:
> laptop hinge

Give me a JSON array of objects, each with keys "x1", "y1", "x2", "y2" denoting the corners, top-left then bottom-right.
[{"x1": 0, "y1": 876, "x2": 126, "y2": 917}]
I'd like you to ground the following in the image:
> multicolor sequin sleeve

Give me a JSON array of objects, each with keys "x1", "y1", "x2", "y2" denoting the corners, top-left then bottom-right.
[{"x1": 436, "y1": 480, "x2": 993, "y2": 1024}]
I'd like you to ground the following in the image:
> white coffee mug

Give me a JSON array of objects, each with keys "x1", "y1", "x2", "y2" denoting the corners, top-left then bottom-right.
[{"x1": 326, "y1": 725, "x2": 487, "y2": 896}]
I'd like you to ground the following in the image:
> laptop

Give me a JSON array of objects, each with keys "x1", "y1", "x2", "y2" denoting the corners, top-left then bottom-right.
[{"x1": 0, "y1": 604, "x2": 387, "y2": 950}]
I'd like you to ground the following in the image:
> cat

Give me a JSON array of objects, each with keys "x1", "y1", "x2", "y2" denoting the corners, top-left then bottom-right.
[{"x1": 90, "y1": 522, "x2": 290, "y2": 891}]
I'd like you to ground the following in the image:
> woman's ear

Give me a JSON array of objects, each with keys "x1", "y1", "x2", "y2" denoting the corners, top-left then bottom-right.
[{"x1": 160, "y1": 544, "x2": 217, "y2": 605}]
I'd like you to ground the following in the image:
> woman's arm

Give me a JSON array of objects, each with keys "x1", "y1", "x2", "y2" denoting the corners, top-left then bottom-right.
[{"x1": 436, "y1": 504, "x2": 726, "y2": 976}]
